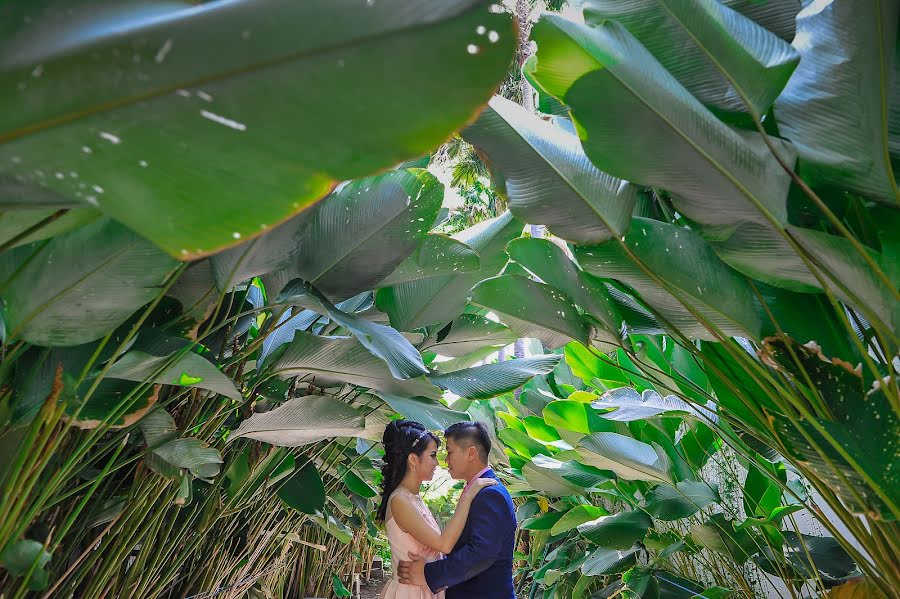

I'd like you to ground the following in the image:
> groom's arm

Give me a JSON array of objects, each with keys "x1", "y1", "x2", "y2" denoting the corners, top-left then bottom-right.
[{"x1": 423, "y1": 489, "x2": 510, "y2": 593}]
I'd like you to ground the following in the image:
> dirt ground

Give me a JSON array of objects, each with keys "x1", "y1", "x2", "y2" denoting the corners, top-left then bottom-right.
[{"x1": 358, "y1": 575, "x2": 388, "y2": 599}]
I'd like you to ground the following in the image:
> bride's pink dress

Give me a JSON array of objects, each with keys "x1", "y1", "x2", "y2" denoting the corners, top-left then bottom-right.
[{"x1": 380, "y1": 488, "x2": 446, "y2": 599}]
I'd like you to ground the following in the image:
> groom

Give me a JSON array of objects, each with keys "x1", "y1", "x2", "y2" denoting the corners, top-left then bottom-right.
[{"x1": 397, "y1": 421, "x2": 516, "y2": 598}]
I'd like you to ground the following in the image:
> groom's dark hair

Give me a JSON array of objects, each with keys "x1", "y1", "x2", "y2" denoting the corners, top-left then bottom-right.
[{"x1": 445, "y1": 421, "x2": 490, "y2": 463}]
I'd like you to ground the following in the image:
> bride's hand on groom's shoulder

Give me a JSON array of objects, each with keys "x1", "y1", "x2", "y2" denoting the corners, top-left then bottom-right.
[{"x1": 468, "y1": 477, "x2": 497, "y2": 494}]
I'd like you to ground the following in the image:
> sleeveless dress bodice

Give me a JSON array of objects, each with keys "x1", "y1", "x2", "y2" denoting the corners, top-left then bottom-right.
[{"x1": 380, "y1": 489, "x2": 445, "y2": 599}]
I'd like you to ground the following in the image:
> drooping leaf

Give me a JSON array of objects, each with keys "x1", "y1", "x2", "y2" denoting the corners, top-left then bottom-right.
[
  {"x1": 577, "y1": 510, "x2": 653, "y2": 549},
  {"x1": 311, "y1": 510, "x2": 353, "y2": 544},
  {"x1": 0, "y1": 539, "x2": 51, "y2": 591},
  {"x1": 462, "y1": 95, "x2": 636, "y2": 244},
  {"x1": 106, "y1": 348, "x2": 241, "y2": 400},
  {"x1": 428, "y1": 355, "x2": 561, "y2": 399},
  {"x1": 543, "y1": 399, "x2": 615, "y2": 436},
  {"x1": 276, "y1": 280, "x2": 428, "y2": 379},
  {"x1": 259, "y1": 292, "x2": 371, "y2": 366},
  {"x1": 583, "y1": 0, "x2": 799, "y2": 116},
  {"x1": 581, "y1": 545, "x2": 639, "y2": 576},
  {"x1": 376, "y1": 212, "x2": 523, "y2": 330},
  {"x1": 269, "y1": 331, "x2": 440, "y2": 398},
  {"x1": 0, "y1": 218, "x2": 177, "y2": 346},
  {"x1": 507, "y1": 237, "x2": 622, "y2": 344},
  {"x1": 342, "y1": 468, "x2": 377, "y2": 499},
  {"x1": 529, "y1": 16, "x2": 795, "y2": 237},
  {"x1": 523, "y1": 454, "x2": 599, "y2": 498},
  {"x1": 521, "y1": 510, "x2": 566, "y2": 531},
  {"x1": 231, "y1": 395, "x2": 367, "y2": 446},
  {"x1": 278, "y1": 462, "x2": 325, "y2": 514},
  {"x1": 578, "y1": 432, "x2": 673, "y2": 484},
  {"x1": 574, "y1": 218, "x2": 762, "y2": 340},
  {"x1": 645, "y1": 480, "x2": 720, "y2": 521},
  {"x1": 469, "y1": 275, "x2": 591, "y2": 348},
  {"x1": 376, "y1": 233, "x2": 481, "y2": 287},
  {"x1": 690, "y1": 514, "x2": 760, "y2": 564},
  {"x1": 374, "y1": 392, "x2": 469, "y2": 431},
  {"x1": 0, "y1": 0, "x2": 516, "y2": 256},
  {"x1": 140, "y1": 409, "x2": 223, "y2": 479},
  {"x1": 251, "y1": 169, "x2": 443, "y2": 298},
  {"x1": 550, "y1": 504, "x2": 607, "y2": 535},
  {"x1": 775, "y1": 0, "x2": 899, "y2": 204},
  {"x1": 418, "y1": 314, "x2": 517, "y2": 358},
  {"x1": 592, "y1": 387, "x2": 716, "y2": 423}
]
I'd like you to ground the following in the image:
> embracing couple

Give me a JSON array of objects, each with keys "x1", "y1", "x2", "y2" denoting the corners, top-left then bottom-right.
[{"x1": 378, "y1": 420, "x2": 516, "y2": 599}]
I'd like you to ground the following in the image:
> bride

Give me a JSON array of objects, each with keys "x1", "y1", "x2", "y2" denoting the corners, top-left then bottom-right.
[{"x1": 377, "y1": 420, "x2": 496, "y2": 599}]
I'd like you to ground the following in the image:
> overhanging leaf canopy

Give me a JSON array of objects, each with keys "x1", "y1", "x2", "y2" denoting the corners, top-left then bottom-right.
[{"x1": 0, "y1": 0, "x2": 516, "y2": 257}]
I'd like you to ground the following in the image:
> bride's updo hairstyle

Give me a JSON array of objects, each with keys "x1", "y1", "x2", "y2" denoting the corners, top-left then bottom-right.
[{"x1": 376, "y1": 419, "x2": 439, "y2": 522}]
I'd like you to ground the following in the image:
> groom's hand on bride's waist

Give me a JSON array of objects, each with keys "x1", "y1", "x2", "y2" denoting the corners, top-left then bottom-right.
[{"x1": 397, "y1": 553, "x2": 426, "y2": 586}]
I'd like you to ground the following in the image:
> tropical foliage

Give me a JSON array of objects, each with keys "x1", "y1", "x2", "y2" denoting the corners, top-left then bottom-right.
[{"x1": 0, "y1": 0, "x2": 897, "y2": 598}]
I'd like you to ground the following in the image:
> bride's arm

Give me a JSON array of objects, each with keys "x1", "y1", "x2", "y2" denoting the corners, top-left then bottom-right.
[{"x1": 391, "y1": 479, "x2": 496, "y2": 555}]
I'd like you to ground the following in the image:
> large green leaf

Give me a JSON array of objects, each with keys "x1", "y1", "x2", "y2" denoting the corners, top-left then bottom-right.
[
  {"x1": 529, "y1": 15, "x2": 795, "y2": 235},
  {"x1": 0, "y1": 539, "x2": 51, "y2": 591},
  {"x1": 0, "y1": 218, "x2": 177, "y2": 346},
  {"x1": 577, "y1": 510, "x2": 653, "y2": 549},
  {"x1": 574, "y1": 218, "x2": 761, "y2": 339},
  {"x1": 376, "y1": 212, "x2": 523, "y2": 330},
  {"x1": 775, "y1": 0, "x2": 899, "y2": 204},
  {"x1": 583, "y1": 0, "x2": 799, "y2": 116},
  {"x1": 645, "y1": 480, "x2": 720, "y2": 521},
  {"x1": 165, "y1": 259, "x2": 218, "y2": 327},
  {"x1": 374, "y1": 392, "x2": 468, "y2": 431},
  {"x1": 0, "y1": 206, "x2": 99, "y2": 249},
  {"x1": 231, "y1": 395, "x2": 367, "y2": 446},
  {"x1": 209, "y1": 211, "x2": 310, "y2": 292},
  {"x1": 581, "y1": 545, "x2": 639, "y2": 576},
  {"x1": 268, "y1": 331, "x2": 440, "y2": 398},
  {"x1": 578, "y1": 432, "x2": 673, "y2": 484},
  {"x1": 592, "y1": 387, "x2": 716, "y2": 423},
  {"x1": 428, "y1": 355, "x2": 561, "y2": 399},
  {"x1": 418, "y1": 314, "x2": 517, "y2": 358},
  {"x1": 106, "y1": 348, "x2": 241, "y2": 400},
  {"x1": 232, "y1": 169, "x2": 443, "y2": 298},
  {"x1": 469, "y1": 275, "x2": 591, "y2": 348},
  {"x1": 462, "y1": 95, "x2": 636, "y2": 244},
  {"x1": 689, "y1": 514, "x2": 760, "y2": 564},
  {"x1": 375, "y1": 234, "x2": 481, "y2": 287},
  {"x1": 522, "y1": 454, "x2": 604, "y2": 498},
  {"x1": 276, "y1": 280, "x2": 427, "y2": 379},
  {"x1": 140, "y1": 409, "x2": 223, "y2": 479},
  {"x1": 507, "y1": 237, "x2": 621, "y2": 345},
  {"x1": 0, "y1": 0, "x2": 516, "y2": 257},
  {"x1": 550, "y1": 505, "x2": 607, "y2": 536},
  {"x1": 544, "y1": 399, "x2": 616, "y2": 436},
  {"x1": 278, "y1": 459, "x2": 326, "y2": 515}
]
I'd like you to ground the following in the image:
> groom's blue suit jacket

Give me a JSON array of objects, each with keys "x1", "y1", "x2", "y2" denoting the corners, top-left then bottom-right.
[{"x1": 424, "y1": 469, "x2": 516, "y2": 598}]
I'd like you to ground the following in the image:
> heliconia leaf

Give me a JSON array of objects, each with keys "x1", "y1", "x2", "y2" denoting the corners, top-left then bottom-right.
[
  {"x1": 0, "y1": 1, "x2": 516, "y2": 257},
  {"x1": 578, "y1": 432, "x2": 673, "y2": 484},
  {"x1": 470, "y1": 275, "x2": 592, "y2": 348},
  {"x1": 269, "y1": 331, "x2": 440, "y2": 398},
  {"x1": 418, "y1": 314, "x2": 517, "y2": 358},
  {"x1": 231, "y1": 395, "x2": 367, "y2": 446},
  {"x1": 276, "y1": 280, "x2": 428, "y2": 379},
  {"x1": 376, "y1": 212, "x2": 524, "y2": 330},
  {"x1": 428, "y1": 355, "x2": 561, "y2": 399},
  {"x1": 583, "y1": 0, "x2": 799, "y2": 116},
  {"x1": 463, "y1": 95, "x2": 636, "y2": 244}
]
